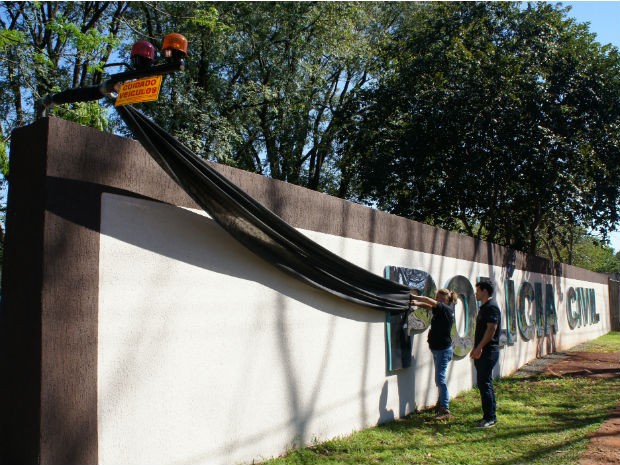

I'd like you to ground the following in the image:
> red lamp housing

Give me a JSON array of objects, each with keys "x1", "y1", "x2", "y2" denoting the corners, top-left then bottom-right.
[{"x1": 131, "y1": 40, "x2": 157, "y2": 69}]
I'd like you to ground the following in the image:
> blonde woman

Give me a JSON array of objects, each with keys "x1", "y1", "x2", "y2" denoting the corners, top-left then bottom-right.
[{"x1": 410, "y1": 288, "x2": 457, "y2": 419}]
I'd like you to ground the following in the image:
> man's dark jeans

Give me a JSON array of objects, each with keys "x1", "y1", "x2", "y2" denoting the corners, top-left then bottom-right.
[{"x1": 474, "y1": 348, "x2": 499, "y2": 421}]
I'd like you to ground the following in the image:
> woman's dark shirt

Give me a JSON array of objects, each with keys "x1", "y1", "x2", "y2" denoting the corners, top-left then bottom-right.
[{"x1": 427, "y1": 302, "x2": 455, "y2": 350}]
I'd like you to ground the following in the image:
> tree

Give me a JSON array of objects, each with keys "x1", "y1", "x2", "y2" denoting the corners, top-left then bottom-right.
[
  {"x1": 535, "y1": 224, "x2": 620, "y2": 273},
  {"x1": 0, "y1": 2, "x2": 128, "y2": 131},
  {"x1": 571, "y1": 236, "x2": 620, "y2": 274},
  {"x1": 347, "y1": 2, "x2": 620, "y2": 256},
  {"x1": 1, "y1": 2, "x2": 618, "y2": 274},
  {"x1": 0, "y1": 1, "x2": 129, "y2": 257},
  {"x1": 120, "y1": 1, "x2": 401, "y2": 192}
]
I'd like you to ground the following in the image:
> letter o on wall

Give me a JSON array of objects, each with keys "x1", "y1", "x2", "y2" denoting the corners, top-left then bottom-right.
[{"x1": 445, "y1": 275, "x2": 476, "y2": 358}]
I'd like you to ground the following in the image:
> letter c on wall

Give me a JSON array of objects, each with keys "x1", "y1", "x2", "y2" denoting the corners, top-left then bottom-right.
[{"x1": 566, "y1": 287, "x2": 579, "y2": 329}]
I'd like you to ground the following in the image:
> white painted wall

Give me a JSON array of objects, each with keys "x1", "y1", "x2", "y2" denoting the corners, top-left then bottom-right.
[{"x1": 98, "y1": 194, "x2": 610, "y2": 465}]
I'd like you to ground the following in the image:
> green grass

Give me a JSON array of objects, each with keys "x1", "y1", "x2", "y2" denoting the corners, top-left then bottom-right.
[
  {"x1": 570, "y1": 331, "x2": 620, "y2": 353},
  {"x1": 258, "y1": 332, "x2": 620, "y2": 465}
]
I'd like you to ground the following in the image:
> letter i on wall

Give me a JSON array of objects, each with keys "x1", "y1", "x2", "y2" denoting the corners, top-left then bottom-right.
[
  {"x1": 503, "y1": 280, "x2": 517, "y2": 345},
  {"x1": 535, "y1": 283, "x2": 545, "y2": 336}
]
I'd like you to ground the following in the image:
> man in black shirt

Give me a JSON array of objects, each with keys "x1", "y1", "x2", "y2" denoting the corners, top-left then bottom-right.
[{"x1": 470, "y1": 281, "x2": 501, "y2": 428}]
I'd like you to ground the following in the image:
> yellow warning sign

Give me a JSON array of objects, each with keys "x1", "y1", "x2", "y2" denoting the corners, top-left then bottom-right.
[{"x1": 115, "y1": 75, "x2": 163, "y2": 106}]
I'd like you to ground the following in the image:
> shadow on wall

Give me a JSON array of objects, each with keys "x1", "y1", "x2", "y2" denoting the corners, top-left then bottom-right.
[
  {"x1": 377, "y1": 374, "x2": 415, "y2": 423},
  {"x1": 100, "y1": 192, "x2": 380, "y2": 324},
  {"x1": 396, "y1": 355, "x2": 416, "y2": 418},
  {"x1": 379, "y1": 381, "x2": 395, "y2": 423},
  {"x1": 98, "y1": 192, "x2": 400, "y2": 462}
]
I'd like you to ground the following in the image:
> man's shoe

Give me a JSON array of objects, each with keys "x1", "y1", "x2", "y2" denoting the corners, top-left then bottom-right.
[
  {"x1": 435, "y1": 409, "x2": 451, "y2": 420},
  {"x1": 475, "y1": 418, "x2": 497, "y2": 428}
]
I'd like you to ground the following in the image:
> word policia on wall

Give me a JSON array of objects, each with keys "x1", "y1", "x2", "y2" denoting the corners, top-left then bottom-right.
[{"x1": 384, "y1": 266, "x2": 600, "y2": 371}]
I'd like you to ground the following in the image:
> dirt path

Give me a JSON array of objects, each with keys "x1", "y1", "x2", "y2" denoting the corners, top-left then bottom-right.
[{"x1": 538, "y1": 351, "x2": 620, "y2": 465}]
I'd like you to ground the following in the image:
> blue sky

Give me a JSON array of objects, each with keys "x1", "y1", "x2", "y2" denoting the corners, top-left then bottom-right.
[
  {"x1": 562, "y1": 1, "x2": 620, "y2": 253},
  {"x1": 563, "y1": 1, "x2": 620, "y2": 47}
]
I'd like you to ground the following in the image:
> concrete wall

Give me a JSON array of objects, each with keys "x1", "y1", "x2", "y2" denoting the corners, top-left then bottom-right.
[
  {"x1": 610, "y1": 276, "x2": 620, "y2": 331},
  {"x1": 0, "y1": 117, "x2": 611, "y2": 465}
]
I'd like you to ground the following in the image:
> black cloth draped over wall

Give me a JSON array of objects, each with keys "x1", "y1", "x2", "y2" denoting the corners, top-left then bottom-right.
[{"x1": 116, "y1": 105, "x2": 412, "y2": 313}]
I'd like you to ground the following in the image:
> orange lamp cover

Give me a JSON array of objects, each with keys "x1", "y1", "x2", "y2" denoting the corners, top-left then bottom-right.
[{"x1": 162, "y1": 33, "x2": 188, "y2": 57}]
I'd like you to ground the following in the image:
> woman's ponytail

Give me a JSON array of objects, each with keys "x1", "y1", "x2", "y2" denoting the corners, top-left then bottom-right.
[{"x1": 437, "y1": 288, "x2": 458, "y2": 305}]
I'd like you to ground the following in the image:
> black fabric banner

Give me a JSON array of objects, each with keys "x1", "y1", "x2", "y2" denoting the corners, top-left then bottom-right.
[{"x1": 116, "y1": 105, "x2": 411, "y2": 313}]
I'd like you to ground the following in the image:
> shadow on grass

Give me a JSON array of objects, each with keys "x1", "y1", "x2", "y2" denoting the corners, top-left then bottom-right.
[
  {"x1": 383, "y1": 421, "x2": 593, "y2": 463},
  {"x1": 261, "y1": 372, "x2": 620, "y2": 465},
  {"x1": 299, "y1": 398, "x2": 611, "y2": 464}
]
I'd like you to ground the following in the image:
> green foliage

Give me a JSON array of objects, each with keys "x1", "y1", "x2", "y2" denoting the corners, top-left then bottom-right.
[
  {"x1": 2, "y1": 2, "x2": 619, "y2": 272},
  {"x1": 571, "y1": 237, "x2": 620, "y2": 273},
  {"x1": 348, "y1": 2, "x2": 620, "y2": 257},
  {"x1": 122, "y1": 2, "x2": 397, "y2": 191},
  {"x1": 0, "y1": 1, "x2": 128, "y2": 129},
  {"x1": 0, "y1": 28, "x2": 25, "y2": 49},
  {"x1": 534, "y1": 224, "x2": 620, "y2": 272},
  {"x1": 0, "y1": 138, "x2": 8, "y2": 177},
  {"x1": 49, "y1": 101, "x2": 109, "y2": 132}
]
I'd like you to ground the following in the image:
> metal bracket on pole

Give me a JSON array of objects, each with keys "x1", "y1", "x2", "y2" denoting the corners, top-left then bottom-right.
[{"x1": 41, "y1": 60, "x2": 185, "y2": 114}]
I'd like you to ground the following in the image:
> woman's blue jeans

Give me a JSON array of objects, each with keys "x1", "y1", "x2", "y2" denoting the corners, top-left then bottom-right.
[
  {"x1": 474, "y1": 348, "x2": 499, "y2": 421},
  {"x1": 431, "y1": 346, "x2": 453, "y2": 410}
]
